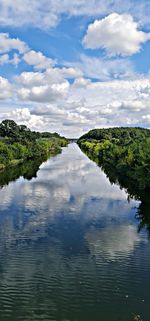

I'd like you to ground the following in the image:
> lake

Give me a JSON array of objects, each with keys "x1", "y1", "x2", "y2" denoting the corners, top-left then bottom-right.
[{"x1": 0, "y1": 143, "x2": 149, "y2": 321}]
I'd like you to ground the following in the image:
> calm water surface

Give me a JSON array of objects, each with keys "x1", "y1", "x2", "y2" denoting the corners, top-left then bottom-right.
[{"x1": 0, "y1": 143, "x2": 149, "y2": 321}]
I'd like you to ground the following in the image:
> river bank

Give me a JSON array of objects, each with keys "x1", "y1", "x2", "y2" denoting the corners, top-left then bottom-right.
[{"x1": 0, "y1": 120, "x2": 69, "y2": 171}]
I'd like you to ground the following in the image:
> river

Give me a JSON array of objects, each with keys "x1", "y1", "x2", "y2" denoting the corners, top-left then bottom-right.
[{"x1": 0, "y1": 143, "x2": 149, "y2": 321}]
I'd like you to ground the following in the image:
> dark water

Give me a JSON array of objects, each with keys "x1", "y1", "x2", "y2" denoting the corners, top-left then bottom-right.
[{"x1": 0, "y1": 143, "x2": 149, "y2": 321}]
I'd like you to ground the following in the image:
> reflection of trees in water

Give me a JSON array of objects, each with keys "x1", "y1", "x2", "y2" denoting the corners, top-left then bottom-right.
[
  {"x1": 136, "y1": 193, "x2": 150, "y2": 236},
  {"x1": 0, "y1": 150, "x2": 61, "y2": 189},
  {"x1": 81, "y1": 149, "x2": 150, "y2": 236},
  {"x1": 0, "y1": 159, "x2": 43, "y2": 188}
]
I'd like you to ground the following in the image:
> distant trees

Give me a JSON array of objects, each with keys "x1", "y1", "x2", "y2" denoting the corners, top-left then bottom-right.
[{"x1": 79, "y1": 127, "x2": 150, "y2": 144}]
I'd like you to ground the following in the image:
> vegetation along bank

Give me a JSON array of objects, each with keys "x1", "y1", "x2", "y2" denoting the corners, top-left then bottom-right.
[
  {"x1": 0, "y1": 120, "x2": 69, "y2": 170},
  {"x1": 78, "y1": 127, "x2": 150, "y2": 194}
]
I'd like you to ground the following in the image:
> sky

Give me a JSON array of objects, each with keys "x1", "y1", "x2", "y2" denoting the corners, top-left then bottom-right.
[{"x1": 0, "y1": 0, "x2": 150, "y2": 137}]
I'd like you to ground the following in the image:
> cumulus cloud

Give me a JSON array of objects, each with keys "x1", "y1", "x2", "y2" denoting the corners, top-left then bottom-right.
[
  {"x1": 73, "y1": 78, "x2": 92, "y2": 88},
  {"x1": 0, "y1": 33, "x2": 58, "y2": 70},
  {"x1": 16, "y1": 67, "x2": 82, "y2": 88},
  {"x1": 11, "y1": 53, "x2": 21, "y2": 67},
  {"x1": 0, "y1": 73, "x2": 148, "y2": 135},
  {"x1": 15, "y1": 66, "x2": 82, "y2": 103},
  {"x1": 0, "y1": 40, "x2": 150, "y2": 136},
  {"x1": 0, "y1": 33, "x2": 28, "y2": 54},
  {"x1": 23, "y1": 50, "x2": 55, "y2": 70},
  {"x1": 57, "y1": 67, "x2": 83, "y2": 79},
  {"x1": 0, "y1": 76, "x2": 12, "y2": 99},
  {"x1": 16, "y1": 72, "x2": 45, "y2": 87},
  {"x1": 83, "y1": 13, "x2": 150, "y2": 56},
  {"x1": 0, "y1": 3, "x2": 150, "y2": 137},
  {"x1": 0, "y1": 53, "x2": 21, "y2": 66},
  {"x1": 119, "y1": 99, "x2": 147, "y2": 112},
  {"x1": 18, "y1": 81, "x2": 70, "y2": 103},
  {"x1": 68, "y1": 78, "x2": 150, "y2": 131},
  {"x1": 1, "y1": 66, "x2": 150, "y2": 136},
  {"x1": 0, "y1": 54, "x2": 9, "y2": 65},
  {"x1": 0, "y1": 107, "x2": 45, "y2": 131}
]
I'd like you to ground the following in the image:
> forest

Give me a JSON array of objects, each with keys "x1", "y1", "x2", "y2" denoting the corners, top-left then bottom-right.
[{"x1": 0, "y1": 119, "x2": 69, "y2": 170}]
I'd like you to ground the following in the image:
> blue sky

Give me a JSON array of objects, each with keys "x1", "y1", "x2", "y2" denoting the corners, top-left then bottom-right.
[{"x1": 0, "y1": 0, "x2": 150, "y2": 137}]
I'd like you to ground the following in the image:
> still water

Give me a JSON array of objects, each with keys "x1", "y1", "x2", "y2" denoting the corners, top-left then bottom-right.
[{"x1": 0, "y1": 143, "x2": 149, "y2": 321}]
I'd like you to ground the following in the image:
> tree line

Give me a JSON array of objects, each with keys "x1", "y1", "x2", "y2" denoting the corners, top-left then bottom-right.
[{"x1": 0, "y1": 119, "x2": 69, "y2": 170}]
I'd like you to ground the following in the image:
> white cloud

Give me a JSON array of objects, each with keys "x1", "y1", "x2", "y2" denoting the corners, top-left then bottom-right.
[
  {"x1": 83, "y1": 13, "x2": 150, "y2": 56},
  {"x1": 73, "y1": 78, "x2": 92, "y2": 88},
  {"x1": 0, "y1": 33, "x2": 28, "y2": 54},
  {"x1": 0, "y1": 54, "x2": 9, "y2": 65},
  {"x1": 11, "y1": 53, "x2": 21, "y2": 67},
  {"x1": 142, "y1": 114, "x2": 150, "y2": 124},
  {"x1": 0, "y1": 3, "x2": 150, "y2": 137},
  {"x1": 23, "y1": 50, "x2": 55, "y2": 70},
  {"x1": 119, "y1": 99, "x2": 147, "y2": 112},
  {"x1": 33, "y1": 78, "x2": 150, "y2": 133},
  {"x1": 0, "y1": 0, "x2": 59, "y2": 29},
  {"x1": 16, "y1": 72, "x2": 45, "y2": 87},
  {"x1": 1, "y1": 64, "x2": 150, "y2": 136},
  {"x1": 1, "y1": 74, "x2": 149, "y2": 136},
  {"x1": 0, "y1": 0, "x2": 149, "y2": 29},
  {"x1": 18, "y1": 81, "x2": 69, "y2": 103},
  {"x1": 0, "y1": 53, "x2": 21, "y2": 66},
  {"x1": 57, "y1": 67, "x2": 83, "y2": 79},
  {"x1": 11, "y1": 108, "x2": 44, "y2": 129},
  {"x1": 70, "y1": 54, "x2": 135, "y2": 81},
  {"x1": 16, "y1": 67, "x2": 82, "y2": 88},
  {"x1": 0, "y1": 33, "x2": 57, "y2": 70},
  {"x1": 0, "y1": 76, "x2": 12, "y2": 99},
  {"x1": 0, "y1": 107, "x2": 45, "y2": 131}
]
